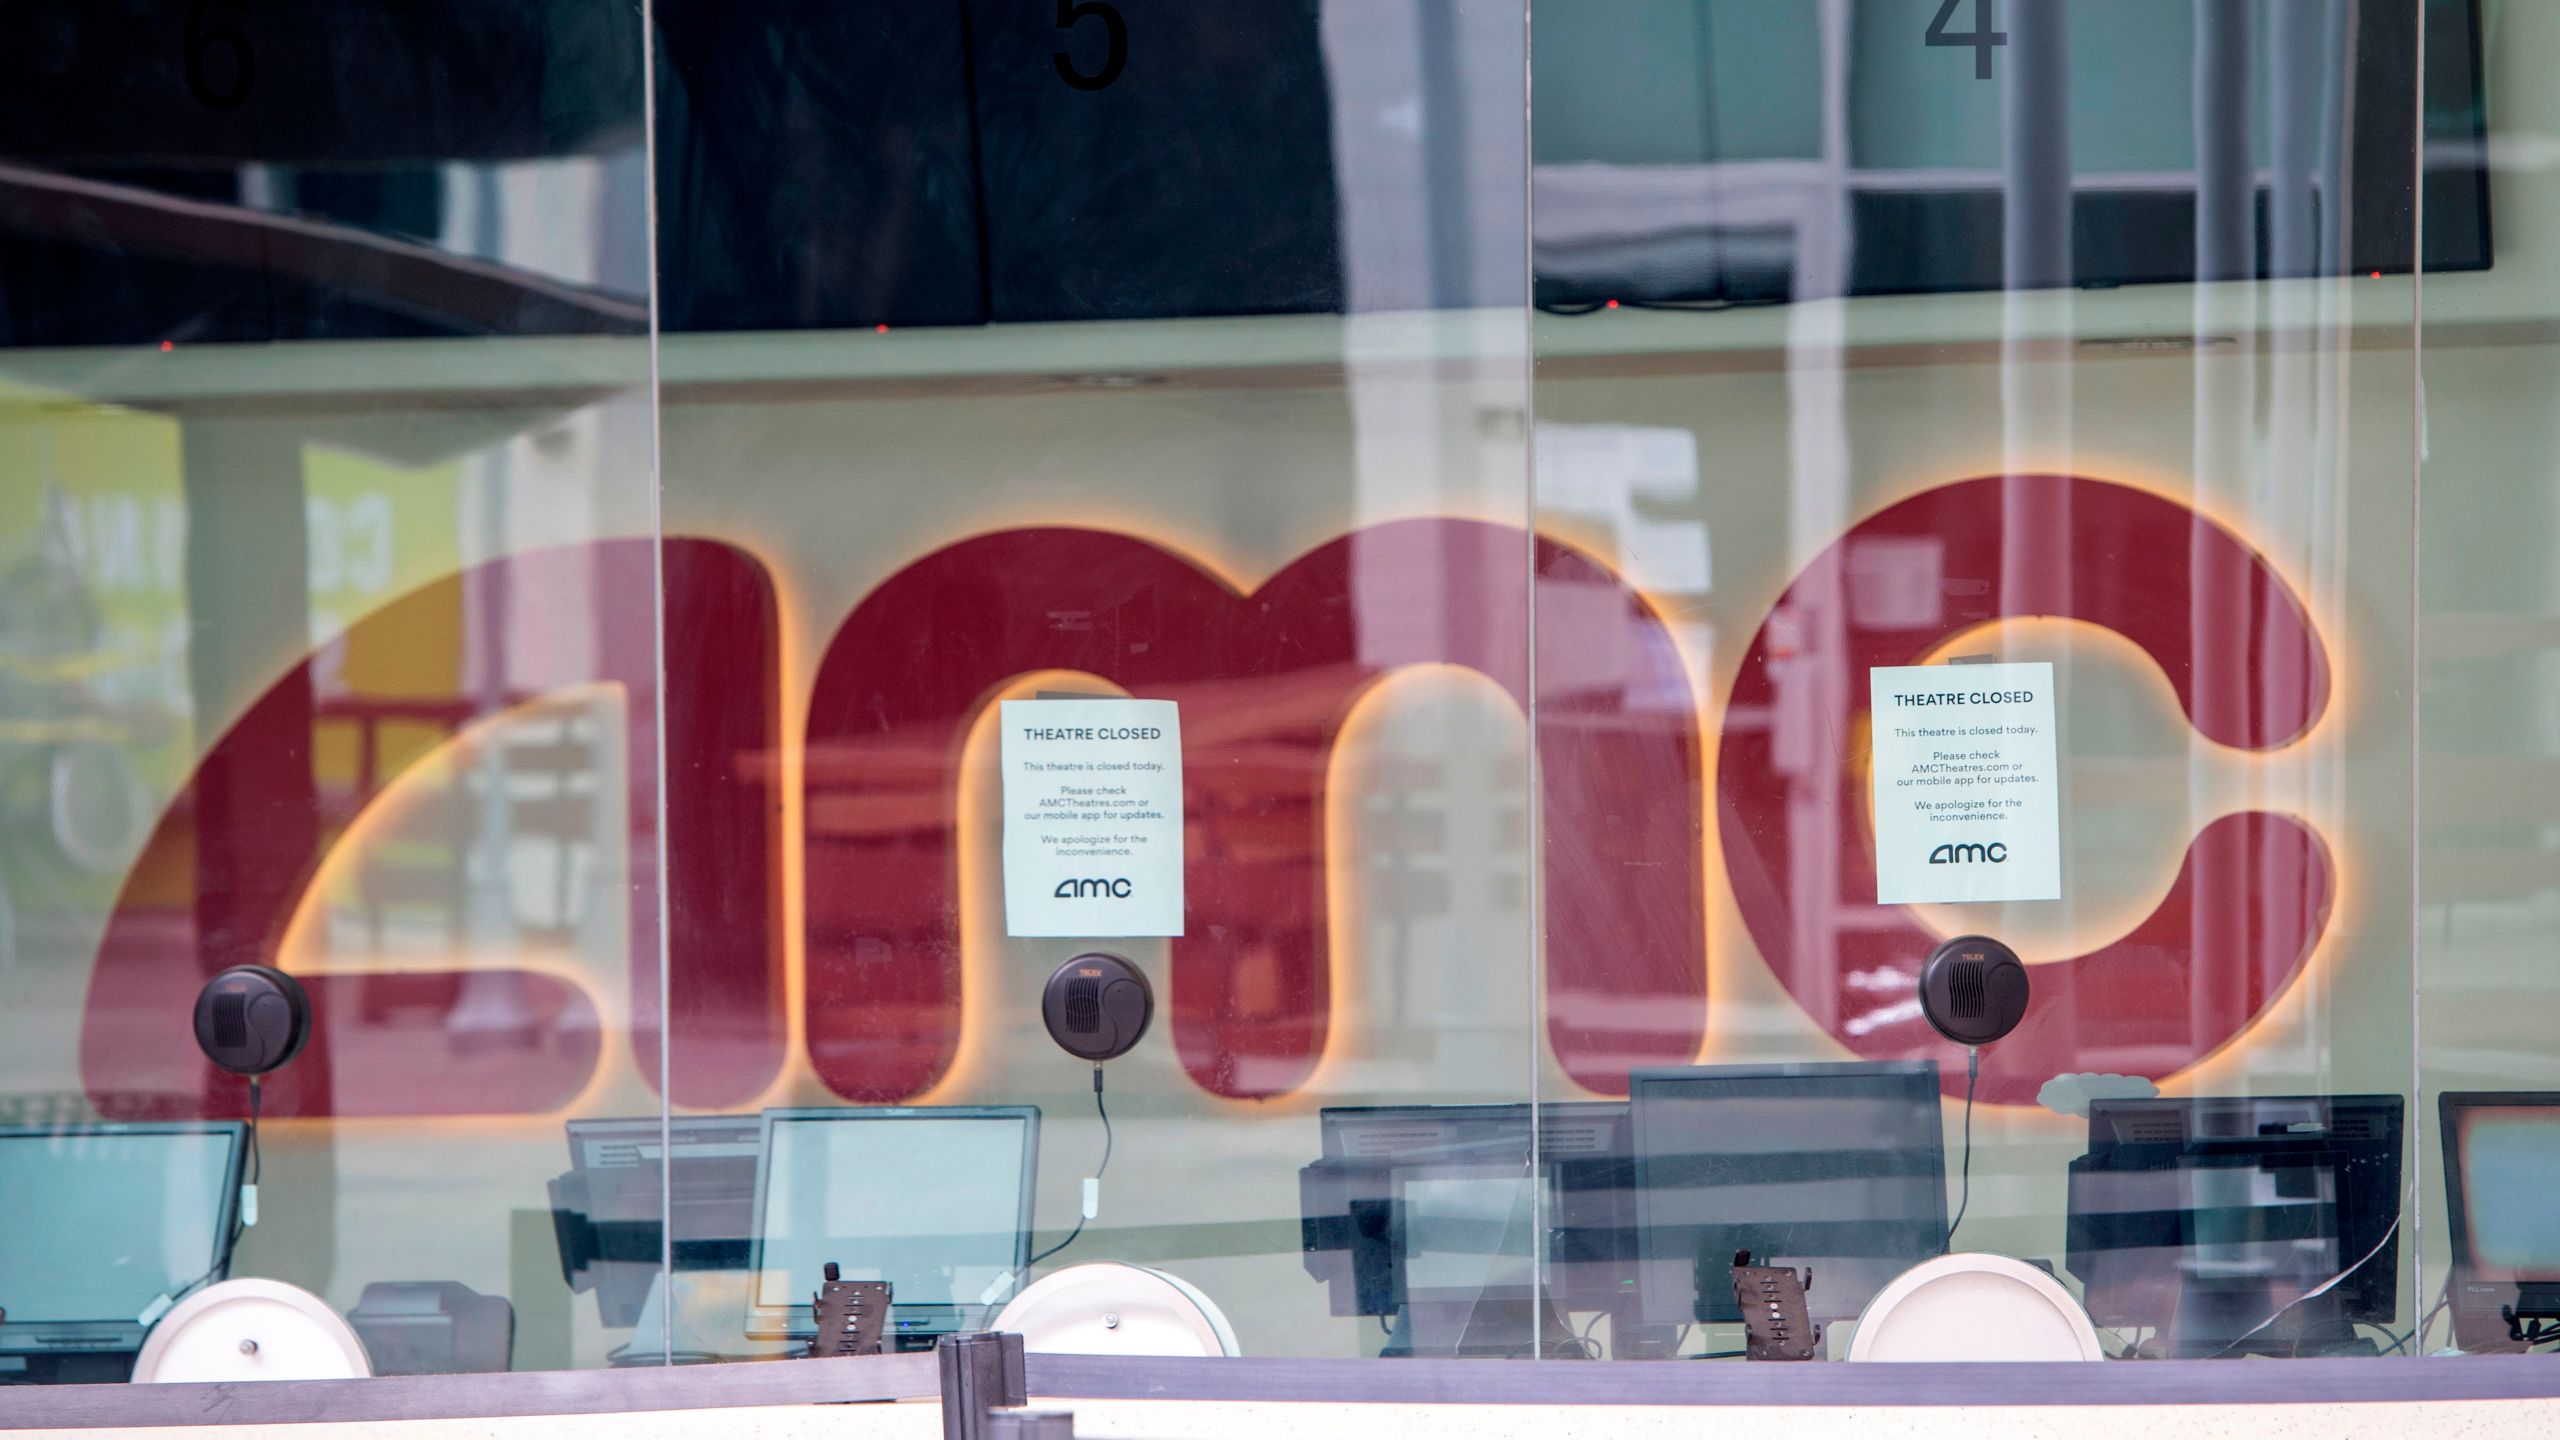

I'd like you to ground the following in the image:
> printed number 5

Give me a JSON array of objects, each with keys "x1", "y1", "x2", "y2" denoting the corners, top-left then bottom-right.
[
  {"x1": 1054, "y1": 0, "x2": 1127, "y2": 92},
  {"x1": 1926, "y1": 0, "x2": 2006, "y2": 80}
]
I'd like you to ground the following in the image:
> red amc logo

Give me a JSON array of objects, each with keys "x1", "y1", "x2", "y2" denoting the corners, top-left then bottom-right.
[{"x1": 80, "y1": 478, "x2": 2332, "y2": 1117}]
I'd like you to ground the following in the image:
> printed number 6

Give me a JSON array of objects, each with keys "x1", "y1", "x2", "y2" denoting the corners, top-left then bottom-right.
[{"x1": 1053, "y1": 0, "x2": 1127, "y2": 92}]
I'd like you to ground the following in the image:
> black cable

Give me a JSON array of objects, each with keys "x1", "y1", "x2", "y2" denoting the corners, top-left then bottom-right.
[
  {"x1": 1944, "y1": 1047, "x2": 1978, "y2": 1252},
  {"x1": 1028, "y1": 1066, "x2": 1111, "y2": 1269},
  {"x1": 2376, "y1": 1282, "x2": 2445, "y2": 1358}
]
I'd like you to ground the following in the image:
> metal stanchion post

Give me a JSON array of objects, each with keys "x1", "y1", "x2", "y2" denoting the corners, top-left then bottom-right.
[{"x1": 937, "y1": 1332, "x2": 1029, "y2": 1440}]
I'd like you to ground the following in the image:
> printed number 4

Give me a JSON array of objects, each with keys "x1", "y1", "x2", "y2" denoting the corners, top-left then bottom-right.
[
  {"x1": 1054, "y1": 0, "x2": 1128, "y2": 92},
  {"x1": 1926, "y1": 0, "x2": 2006, "y2": 80}
]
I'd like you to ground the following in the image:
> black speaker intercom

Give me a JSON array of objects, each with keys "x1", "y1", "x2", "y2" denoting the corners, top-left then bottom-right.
[
  {"x1": 1040, "y1": 953, "x2": 1152, "y2": 1063},
  {"x1": 193, "y1": 964, "x2": 312, "y2": 1077},
  {"x1": 1918, "y1": 935, "x2": 2029, "y2": 1048}
]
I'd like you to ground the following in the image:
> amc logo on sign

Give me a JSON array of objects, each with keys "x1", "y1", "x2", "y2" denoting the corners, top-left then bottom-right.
[
  {"x1": 82, "y1": 475, "x2": 2334, "y2": 1117},
  {"x1": 1929, "y1": 843, "x2": 2009, "y2": 866}
]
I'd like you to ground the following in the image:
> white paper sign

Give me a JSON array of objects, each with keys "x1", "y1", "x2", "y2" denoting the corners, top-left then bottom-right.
[
  {"x1": 1001, "y1": 698, "x2": 1185, "y2": 937},
  {"x1": 1869, "y1": 662, "x2": 2061, "y2": 905}
]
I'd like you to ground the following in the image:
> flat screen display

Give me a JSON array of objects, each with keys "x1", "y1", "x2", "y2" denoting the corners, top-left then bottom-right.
[
  {"x1": 748, "y1": 1108, "x2": 1037, "y2": 1335},
  {"x1": 2067, "y1": 1094, "x2": 2403, "y2": 1338},
  {"x1": 1300, "y1": 1103, "x2": 1636, "y2": 1320},
  {"x1": 1397, "y1": 1167, "x2": 1546, "y2": 1303},
  {"x1": 1629, "y1": 1061, "x2": 1946, "y2": 1324},
  {"x1": 2067, "y1": 1151, "x2": 2343, "y2": 1329},
  {"x1": 2451, "y1": 1108, "x2": 2560, "y2": 1283},
  {"x1": 0, "y1": 1125, "x2": 243, "y2": 1326}
]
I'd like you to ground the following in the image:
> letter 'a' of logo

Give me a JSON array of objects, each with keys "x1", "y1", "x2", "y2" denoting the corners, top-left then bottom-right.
[
  {"x1": 1054, "y1": 877, "x2": 1134, "y2": 899},
  {"x1": 1928, "y1": 842, "x2": 2009, "y2": 865}
]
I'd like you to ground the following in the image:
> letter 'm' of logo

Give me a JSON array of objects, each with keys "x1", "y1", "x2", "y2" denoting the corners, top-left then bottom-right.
[{"x1": 806, "y1": 520, "x2": 1710, "y2": 1102}]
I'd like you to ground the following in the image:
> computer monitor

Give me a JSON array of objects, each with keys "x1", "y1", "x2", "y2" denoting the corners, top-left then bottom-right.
[
  {"x1": 549, "y1": 1115, "x2": 762, "y2": 1328},
  {"x1": 2438, "y1": 1091, "x2": 2560, "y2": 1350},
  {"x1": 2066, "y1": 1094, "x2": 2402, "y2": 1356},
  {"x1": 1396, "y1": 1167, "x2": 1544, "y2": 1303},
  {"x1": 1298, "y1": 1103, "x2": 1636, "y2": 1330},
  {"x1": 1629, "y1": 1061, "x2": 1947, "y2": 1326},
  {"x1": 0, "y1": 1122, "x2": 248, "y2": 1374},
  {"x1": 746, "y1": 1107, "x2": 1038, "y2": 1347}
]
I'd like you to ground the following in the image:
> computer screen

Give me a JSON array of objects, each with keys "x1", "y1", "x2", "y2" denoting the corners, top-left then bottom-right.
[
  {"x1": 1299, "y1": 1103, "x2": 1635, "y2": 1321},
  {"x1": 553, "y1": 1115, "x2": 763, "y2": 1328},
  {"x1": 2067, "y1": 1144, "x2": 2343, "y2": 1323},
  {"x1": 747, "y1": 1107, "x2": 1037, "y2": 1339},
  {"x1": 0, "y1": 1123, "x2": 245, "y2": 1328},
  {"x1": 1629, "y1": 1061, "x2": 1946, "y2": 1325},
  {"x1": 2441, "y1": 1093, "x2": 2560, "y2": 1286},
  {"x1": 2066, "y1": 1094, "x2": 2402, "y2": 1343},
  {"x1": 1396, "y1": 1167, "x2": 1546, "y2": 1303}
]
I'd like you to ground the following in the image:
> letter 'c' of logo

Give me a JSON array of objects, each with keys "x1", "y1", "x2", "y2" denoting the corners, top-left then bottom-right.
[{"x1": 1718, "y1": 475, "x2": 2335, "y2": 1104}]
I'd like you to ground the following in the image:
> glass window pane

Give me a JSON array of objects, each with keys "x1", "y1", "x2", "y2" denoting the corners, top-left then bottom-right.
[
  {"x1": 1534, "y1": 0, "x2": 2422, "y2": 1361},
  {"x1": 0, "y1": 0, "x2": 660, "y2": 1375},
  {"x1": 655, "y1": 0, "x2": 1539, "y2": 1363},
  {"x1": 2418, "y1": 0, "x2": 2560, "y2": 1361}
]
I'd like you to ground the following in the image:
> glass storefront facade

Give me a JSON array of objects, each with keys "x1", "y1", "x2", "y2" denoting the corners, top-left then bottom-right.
[{"x1": 2, "y1": 0, "x2": 2556, "y2": 1384}]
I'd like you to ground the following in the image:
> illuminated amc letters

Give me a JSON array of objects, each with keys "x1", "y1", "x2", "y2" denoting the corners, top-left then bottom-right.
[
  {"x1": 1718, "y1": 474, "x2": 2337, "y2": 1104},
  {"x1": 79, "y1": 483, "x2": 2338, "y2": 1117}
]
